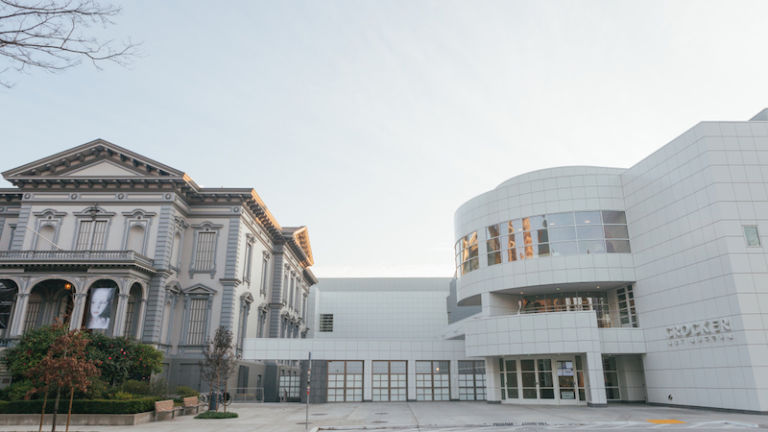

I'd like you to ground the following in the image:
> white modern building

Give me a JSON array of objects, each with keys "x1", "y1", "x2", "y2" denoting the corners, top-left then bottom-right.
[
  {"x1": 244, "y1": 108, "x2": 768, "y2": 412},
  {"x1": 0, "y1": 140, "x2": 317, "y2": 395}
]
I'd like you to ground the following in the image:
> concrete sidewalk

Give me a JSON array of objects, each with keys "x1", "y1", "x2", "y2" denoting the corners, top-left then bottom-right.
[{"x1": 0, "y1": 402, "x2": 766, "y2": 431}]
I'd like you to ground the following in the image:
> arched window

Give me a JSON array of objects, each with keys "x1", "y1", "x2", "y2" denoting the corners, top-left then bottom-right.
[
  {"x1": 123, "y1": 283, "x2": 143, "y2": 338},
  {"x1": 0, "y1": 280, "x2": 18, "y2": 338}
]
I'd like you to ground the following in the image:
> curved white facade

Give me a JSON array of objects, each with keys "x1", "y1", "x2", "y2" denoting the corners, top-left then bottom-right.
[
  {"x1": 450, "y1": 111, "x2": 768, "y2": 412},
  {"x1": 455, "y1": 166, "x2": 635, "y2": 305}
]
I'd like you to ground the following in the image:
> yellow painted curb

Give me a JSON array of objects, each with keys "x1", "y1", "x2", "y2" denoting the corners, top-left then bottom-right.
[{"x1": 647, "y1": 419, "x2": 685, "y2": 424}]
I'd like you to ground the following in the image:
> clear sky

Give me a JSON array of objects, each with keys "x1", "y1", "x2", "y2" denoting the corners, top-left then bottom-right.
[{"x1": 2, "y1": 1, "x2": 768, "y2": 277}]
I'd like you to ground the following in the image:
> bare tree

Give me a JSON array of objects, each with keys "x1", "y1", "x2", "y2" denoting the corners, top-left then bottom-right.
[
  {"x1": 0, "y1": 0, "x2": 137, "y2": 86},
  {"x1": 200, "y1": 327, "x2": 238, "y2": 412}
]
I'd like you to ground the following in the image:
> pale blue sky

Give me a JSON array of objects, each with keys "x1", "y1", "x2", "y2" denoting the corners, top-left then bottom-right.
[{"x1": 2, "y1": 1, "x2": 768, "y2": 277}]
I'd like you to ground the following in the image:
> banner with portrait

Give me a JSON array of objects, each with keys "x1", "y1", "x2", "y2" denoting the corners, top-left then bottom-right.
[{"x1": 86, "y1": 286, "x2": 116, "y2": 330}]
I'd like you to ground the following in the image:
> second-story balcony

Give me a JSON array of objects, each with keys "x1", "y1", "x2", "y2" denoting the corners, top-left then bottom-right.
[{"x1": 0, "y1": 250, "x2": 156, "y2": 273}]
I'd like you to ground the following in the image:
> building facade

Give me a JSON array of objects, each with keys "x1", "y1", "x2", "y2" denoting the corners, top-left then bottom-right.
[
  {"x1": 244, "y1": 108, "x2": 768, "y2": 413},
  {"x1": 0, "y1": 140, "x2": 317, "y2": 392}
]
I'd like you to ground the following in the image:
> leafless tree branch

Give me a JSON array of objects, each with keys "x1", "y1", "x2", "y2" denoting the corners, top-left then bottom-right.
[{"x1": 0, "y1": 0, "x2": 138, "y2": 87}]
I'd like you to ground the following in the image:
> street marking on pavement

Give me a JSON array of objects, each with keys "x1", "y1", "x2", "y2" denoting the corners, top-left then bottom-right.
[{"x1": 648, "y1": 419, "x2": 685, "y2": 424}]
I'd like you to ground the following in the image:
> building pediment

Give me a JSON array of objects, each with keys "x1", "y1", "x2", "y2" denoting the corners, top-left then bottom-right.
[
  {"x1": 2, "y1": 139, "x2": 187, "y2": 183},
  {"x1": 182, "y1": 283, "x2": 217, "y2": 296}
]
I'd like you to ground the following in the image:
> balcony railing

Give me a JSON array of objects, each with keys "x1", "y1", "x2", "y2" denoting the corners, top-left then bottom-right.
[
  {"x1": 0, "y1": 250, "x2": 155, "y2": 270},
  {"x1": 517, "y1": 304, "x2": 638, "y2": 329}
]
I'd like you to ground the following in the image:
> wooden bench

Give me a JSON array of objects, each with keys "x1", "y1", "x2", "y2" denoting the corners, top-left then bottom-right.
[
  {"x1": 183, "y1": 396, "x2": 207, "y2": 414},
  {"x1": 154, "y1": 399, "x2": 182, "y2": 421}
]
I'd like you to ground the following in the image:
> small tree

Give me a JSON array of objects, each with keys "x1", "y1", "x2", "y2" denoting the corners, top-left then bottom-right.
[
  {"x1": 200, "y1": 327, "x2": 237, "y2": 412},
  {"x1": 26, "y1": 328, "x2": 100, "y2": 432}
]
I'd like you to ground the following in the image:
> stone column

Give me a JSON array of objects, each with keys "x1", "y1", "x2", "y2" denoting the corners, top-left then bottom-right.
[
  {"x1": 585, "y1": 351, "x2": 607, "y2": 406},
  {"x1": 135, "y1": 298, "x2": 147, "y2": 341},
  {"x1": 485, "y1": 357, "x2": 501, "y2": 403},
  {"x1": 69, "y1": 293, "x2": 88, "y2": 331},
  {"x1": 8, "y1": 292, "x2": 29, "y2": 337},
  {"x1": 112, "y1": 293, "x2": 130, "y2": 337}
]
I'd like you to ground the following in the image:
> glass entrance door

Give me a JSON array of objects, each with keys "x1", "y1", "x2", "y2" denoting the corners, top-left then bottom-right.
[
  {"x1": 499, "y1": 357, "x2": 582, "y2": 404},
  {"x1": 556, "y1": 360, "x2": 576, "y2": 401}
]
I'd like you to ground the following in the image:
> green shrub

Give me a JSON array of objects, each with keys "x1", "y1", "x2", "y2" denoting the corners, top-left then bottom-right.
[
  {"x1": 175, "y1": 386, "x2": 199, "y2": 398},
  {"x1": 195, "y1": 411, "x2": 238, "y2": 419},
  {"x1": 0, "y1": 397, "x2": 161, "y2": 414},
  {"x1": 2, "y1": 325, "x2": 163, "y2": 388},
  {"x1": 1, "y1": 380, "x2": 34, "y2": 401},
  {"x1": 147, "y1": 378, "x2": 169, "y2": 397},
  {"x1": 112, "y1": 391, "x2": 134, "y2": 400},
  {"x1": 121, "y1": 379, "x2": 150, "y2": 395}
]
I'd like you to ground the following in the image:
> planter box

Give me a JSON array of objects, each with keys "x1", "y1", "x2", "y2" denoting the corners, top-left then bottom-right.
[{"x1": 0, "y1": 412, "x2": 153, "y2": 425}]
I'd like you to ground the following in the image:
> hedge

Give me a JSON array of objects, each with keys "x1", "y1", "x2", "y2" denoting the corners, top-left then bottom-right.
[
  {"x1": 195, "y1": 411, "x2": 238, "y2": 419},
  {"x1": 0, "y1": 397, "x2": 160, "y2": 414}
]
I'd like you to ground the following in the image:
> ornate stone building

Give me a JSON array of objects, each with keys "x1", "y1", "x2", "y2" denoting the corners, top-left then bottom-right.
[{"x1": 0, "y1": 139, "x2": 316, "y2": 392}]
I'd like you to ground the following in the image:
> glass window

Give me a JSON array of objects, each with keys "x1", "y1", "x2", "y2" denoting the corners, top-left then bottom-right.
[
  {"x1": 478, "y1": 210, "x2": 631, "y2": 265},
  {"x1": 486, "y1": 224, "x2": 502, "y2": 266},
  {"x1": 606, "y1": 239, "x2": 631, "y2": 253},
  {"x1": 507, "y1": 220, "x2": 518, "y2": 262},
  {"x1": 194, "y1": 231, "x2": 217, "y2": 270},
  {"x1": 745, "y1": 225, "x2": 761, "y2": 247},
  {"x1": 602, "y1": 210, "x2": 627, "y2": 224},
  {"x1": 416, "y1": 360, "x2": 450, "y2": 401},
  {"x1": 604, "y1": 225, "x2": 629, "y2": 239},
  {"x1": 187, "y1": 297, "x2": 208, "y2": 345},
  {"x1": 550, "y1": 241, "x2": 578, "y2": 256},
  {"x1": 546, "y1": 212, "x2": 574, "y2": 227},
  {"x1": 457, "y1": 232, "x2": 479, "y2": 275},
  {"x1": 576, "y1": 225, "x2": 604, "y2": 239},
  {"x1": 527, "y1": 215, "x2": 547, "y2": 231},
  {"x1": 575, "y1": 211, "x2": 602, "y2": 225},
  {"x1": 548, "y1": 226, "x2": 576, "y2": 242},
  {"x1": 578, "y1": 240, "x2": 606, "y2": 254}
]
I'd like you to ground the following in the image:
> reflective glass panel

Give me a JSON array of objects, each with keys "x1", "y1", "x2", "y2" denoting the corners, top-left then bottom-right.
[
  {"x1": 550, "y1": 241, "x2": 578, "y2": 256},
  {"x1": 575, "y1": 211, "x2": 601, "y2": 225},
  {"x1": 606, "y1": 240, "x2": 631, "y2": 253},
  {"x1": 373, "y1": 361, "x2": 387, "y2": 373},
  {"x1": 528, "y1": 215, "x2": 547, "y2": 230},
  {"x1": 546, "y1": 212, "x2": 574, "y2": 227},
  {"x1": 487, "y1": 224, "x2": 500, "y2": 238},
  {"x1": 536, "y1": 229, "x2": 549, "y2": 244},
  {"x1": 328, "y1": 361, "x2": 345, "y2": 374},
  {"x1": 548, "y1": 226, "x2": 577, "y2": 242},
  {"x1": 347, "y1": 361, "x2": 363, "y2": 374},
  {"x1": 602, "y1": 210, "x2": 627, "y2": 224},
  {"x1": 576, "y1": 225, "x2": 604, "y2": 239},
  {"x1": 604, "y1": 225, "x2": 629, "y2": 239},
  {"x1": 578, "y1": 240, "x2": 606, "y2": 254}
]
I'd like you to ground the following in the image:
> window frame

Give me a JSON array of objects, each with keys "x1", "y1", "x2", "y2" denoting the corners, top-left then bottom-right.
[{"x1": 189, "y1": 222, "x2": 222, "y2": 278}]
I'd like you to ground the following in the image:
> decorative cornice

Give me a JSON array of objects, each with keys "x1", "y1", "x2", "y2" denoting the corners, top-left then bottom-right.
[{"x1": 33, "y1": 208, "x2": 67, "y2": 217}]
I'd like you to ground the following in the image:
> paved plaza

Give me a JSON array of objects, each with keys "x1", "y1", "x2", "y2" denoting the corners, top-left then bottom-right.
[{"x1": 1, "y1": 402, "x2": 766, "y2": 432}]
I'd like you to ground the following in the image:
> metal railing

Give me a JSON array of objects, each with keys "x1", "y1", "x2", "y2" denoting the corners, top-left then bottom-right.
[
  {"x1": 0, "y1": 250, "x2": 155, "y2": 268},
  {"x1": 516, "y1": 305, "x2": 637, "y2": 329},
  {"x1": 230, "y1": 387, "x2": 264, "y2": 403}
]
